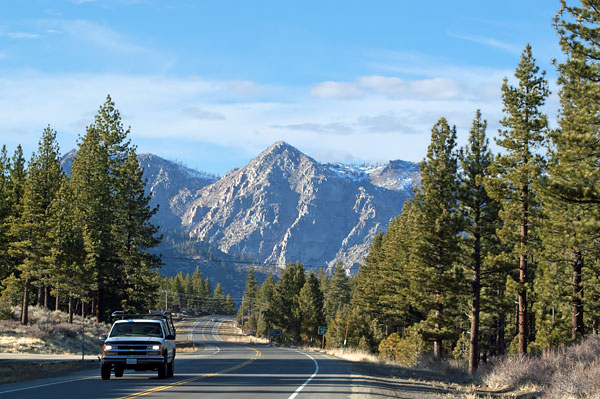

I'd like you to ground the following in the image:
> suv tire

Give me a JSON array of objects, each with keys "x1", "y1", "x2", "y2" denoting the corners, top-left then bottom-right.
[
  {"x1": 114, "y1": 366, "x2": 124, "y2": 378},
  {"x1": 158, "y1": 356, "x2": 168, "y2": 379},
  {"x1": 101, "y1": 364, "x2": 111, "y2": 380},
  {"x1": 167, "y1": 359, "x2": 174, "y2": 377}
]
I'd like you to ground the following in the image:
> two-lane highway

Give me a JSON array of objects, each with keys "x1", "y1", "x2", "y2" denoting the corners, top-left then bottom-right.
[{"x1": 0, "y1": 317, "x2": 354, "y2": 399}]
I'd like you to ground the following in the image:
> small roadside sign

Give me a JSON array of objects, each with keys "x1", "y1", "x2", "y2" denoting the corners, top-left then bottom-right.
[
  {"x1": 269, "y1": 328, "x2": 283, "y2": 336},
  {"x1": 318, "y1": 326, "x2": 328, "y2": 335}
]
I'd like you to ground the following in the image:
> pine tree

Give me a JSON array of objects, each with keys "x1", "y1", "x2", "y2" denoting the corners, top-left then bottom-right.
[
  {"x1": 458, "y1": 110, "x2": 501, "y2": 373},
  {"x1": 537, "y1": 0, "x2": 600, "y2": 341},
  {"x1": 3, "y1": 146, "x2": 26, "y2": 285},
  {"x1": 70, "y1": 119, "x2": 112, "y2": 322},
  {"x1": 298, "y1": 272, "x2": 325, "y2": 344},
  {"x1": 9, "y1": 126, "x2": 62, "y2": 324},
  {"x1": 352, "y1": 230, "x2": 385, "y2": 319},
  {"x1": 324, "y1": 262, "x2": 350, "y2": 319},
  {"x1": 48, "y1": 175, "x2": 88, "y2": 323},
  {"x1": 486, "y1": 44, "x2": 549, "y2": 354},
  {"x1": 112, "y1": 148, "x2": 161, "y2": 313},
  {"x1": 409, "y1": 117, "x2": 464, "y2": 359},
  {"x1": 212, "y1": 283, "x2": 226, "y2": 314},
  {"x1": 267, "y1": 262, "x2": 306, "y2": 342},
  {"x1": 0, "y1": 146, "x2": 11, "y2": 282},
  {"x1": 223, "y1": 294, "x2": 235, "y2": 315},
  {"x1": 256, "y1": 273, "x2": 275, "y2": 337},
  {"x1": 8, "y1": 145, "x2": 26, "y2": 220},
  {"x1": 239, "y1": 268, "x2": 259, "y2": 329}
]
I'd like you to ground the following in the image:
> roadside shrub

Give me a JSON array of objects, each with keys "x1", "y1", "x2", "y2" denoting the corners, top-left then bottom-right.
[
  {"x1": 479, "y1": 336, "x2": 600, "y2": 396},
  {"x1": 452, "y1": 331, "x2": 469, "y2": 360},
  {"x1": 378, "y1": 325, "x2": 426, "y2": 367},
  {"x1": 0, "y1": 305, "x2": 15, "y2": 321}
]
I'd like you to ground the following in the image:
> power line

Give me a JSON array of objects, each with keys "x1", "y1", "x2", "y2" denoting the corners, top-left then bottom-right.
[{"x1": 159, "y1": 254, "x2": 348, "y2": 272}]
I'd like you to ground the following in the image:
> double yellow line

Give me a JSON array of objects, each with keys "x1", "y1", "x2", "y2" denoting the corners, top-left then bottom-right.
[{"x1": 118, "y1": 347, "x2": 261, "y2": 399}]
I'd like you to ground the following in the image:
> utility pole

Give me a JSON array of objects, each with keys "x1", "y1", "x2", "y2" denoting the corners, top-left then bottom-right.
[
  {"x1": 81, "y1": 320, "x2": 85, "y2": 362},
  {"x1": 241, "y1": 297, "x2": 244, "y2": 332},
  {"x1": 343, "y1": 319, "x2": 350, "y2": 353}
]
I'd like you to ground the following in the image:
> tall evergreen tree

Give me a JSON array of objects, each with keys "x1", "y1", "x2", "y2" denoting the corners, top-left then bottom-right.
[
  {"x1": 0, "y1": 146, "x2": 11, "y2": 282},
  {"x1": 8, "y1": 145, "x2": 26, "y2": 220},
  {"x1": 9, "y1": 127, "x2": 62, "y2": 324},
  {"x1": 48, "y1": 175, "x2": 88, "y2": 323},
  {"x1": 458, "y1": 110, "x2": 502, "y2": 373},
  {"x1": 70, "y1": 119, "x2": 112, "y2": 322},
  {"x1": 240, "y1": 267, "x2": 259, "y2": 329},
  {"x1": 267, "y1": 262, "x2": 306, "y2": 342},
  {"x1": 298, "y1": 272, "x2": 325, "y2": 344},
  {"x1": 409, "y1": 117, "x2": 464, "y2": 359},
  {"x1": 486, "y1": 44, "x2": 549, "y2": 354},
  {"x1": 112, "y1": 148, "x2": 161, "y2": 313},
  {"x1": 538, "y1": 0, "x2": 600, "y2": 340},
  {"x1": 256, "y1": 273, "x2": 276, "y2": 337},
  {"x1": 324, "y1": 262, "x2": 350, "y2": 320}
]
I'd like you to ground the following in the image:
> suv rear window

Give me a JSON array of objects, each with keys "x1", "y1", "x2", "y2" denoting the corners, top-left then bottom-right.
[{"x1": 110, "y1": 322, "x2": 164, "y2": 338}]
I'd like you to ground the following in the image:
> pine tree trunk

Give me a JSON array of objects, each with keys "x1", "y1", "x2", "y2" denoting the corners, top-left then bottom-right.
[
  {"x1": 433, "y1": 338, "x2": 442, "y2": 359},
  {"x1": 518, "y1": 189, "x2": 528, "y2": 355},
  {"x1": 82, "y1": 300, "x2": 86, "y2": 319},
  {"x1": 469, "y1": 234, "x2": 481, "y2": 374},
  {"x1": 37, "y1": 285, "x2": 42, "y2": 307},
  {"x1": 433, "y1": 315, "x2": 442, "y2": 360},
  {"x1": 498, "y1": 311, "x2": 506, "y2": 355},
  {"x1": 593, "y1": 317, "x2": 599, "y2": 336},
  {"x1": 55, "y1": 292, "x2": 59, "y2": 312},
  {"x1": 572, "y1": 249, "x2": 584, "y2": 340},
  {"x1": 96, "y1": 290, "x2": 104, "y2": 323},
  {"x1": 43, "y1": 285, "x2": 48, "y2": 309},
  {"x1": 68, "y1": 295, "x2": 73, "y2": 324},
  {"x1": 21, "y1": 281, "x2": 30, "y2": 325}
]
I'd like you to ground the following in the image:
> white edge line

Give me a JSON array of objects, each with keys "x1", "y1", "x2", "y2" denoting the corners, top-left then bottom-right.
[
  {"x1": 0, "y1": 375, "x2": 97, "y2": 395},
  {"x1": 287, "y1": 349, "x2": 319, "y2": 399}
]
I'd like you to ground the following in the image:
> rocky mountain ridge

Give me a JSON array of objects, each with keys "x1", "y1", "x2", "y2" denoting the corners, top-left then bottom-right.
[{"x1": 61, "y1": 142, "x2": 418, "y2": 275}]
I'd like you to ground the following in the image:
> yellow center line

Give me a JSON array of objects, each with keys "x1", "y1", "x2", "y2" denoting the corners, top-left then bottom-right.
[{"x1": 117, "y1": 347, "x2": 261, "y2": 399}]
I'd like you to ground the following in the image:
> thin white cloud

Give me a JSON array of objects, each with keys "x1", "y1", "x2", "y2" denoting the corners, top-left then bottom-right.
[
  {"x1": 357, "y1": 114, "x2": 415, "y2": 134},
  {"x1": 271, "y1": 122, "x2": 353, "y2": 135},
  {"x1": 229, "y1": 81, "x2": 261, "y2": 96},
  {"x1": 446, "y1": 31, "x2": 522, "y2": 54},
  {"x1": 408, "y1": 78, "x2": 464, "y2": 100},
  {"x1": 319, "y1": 75, "x2": 465, "y2": 101},
  {"x1": 182, "y1": 107, "x2": 226, "y2": 121},
  {"x1": 62, "y1": 20, "x2": 146, "y2": 54},
  {"x1": 6, "y1": 32, "x2": 40, "y2": 39},
  {"x1": 310, "y1": 81, "x2": 364, "y2": 99}
]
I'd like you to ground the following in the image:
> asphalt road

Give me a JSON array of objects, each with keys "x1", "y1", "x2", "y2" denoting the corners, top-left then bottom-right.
[{"x1": 0, "y1": 317, "x2": 354, "y2": 399}]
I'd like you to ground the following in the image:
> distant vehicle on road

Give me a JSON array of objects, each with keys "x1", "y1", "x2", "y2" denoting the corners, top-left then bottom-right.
[
  {"x1": 211, "y1": 318, "x2": 218, "y2": 322},
  {"x1": 100, "y1": 310, "x2": 176, "y2": 380}
]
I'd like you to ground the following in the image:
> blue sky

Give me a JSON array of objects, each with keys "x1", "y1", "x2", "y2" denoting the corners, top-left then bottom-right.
[{"x1": 1, "y1": 0, "x2": 561, "y2": 175}]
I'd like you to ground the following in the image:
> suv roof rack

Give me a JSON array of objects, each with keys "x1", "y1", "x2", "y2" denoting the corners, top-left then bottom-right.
[
  {"x1": 111, "y1": 310, "x2": 172, "y2": 319},
  {"x1": 110, "y1": 310, "x2": 176, "y2": 337}
]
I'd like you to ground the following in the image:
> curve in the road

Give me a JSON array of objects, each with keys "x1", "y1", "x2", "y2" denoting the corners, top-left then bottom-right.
[{"x1": 286, "y1": 349, "x2": 319, "y2": 399}]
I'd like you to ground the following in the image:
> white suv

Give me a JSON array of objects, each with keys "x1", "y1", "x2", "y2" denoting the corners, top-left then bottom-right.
[{"x1": 100, "y1": 311, "x2": 176, "y2": 380}]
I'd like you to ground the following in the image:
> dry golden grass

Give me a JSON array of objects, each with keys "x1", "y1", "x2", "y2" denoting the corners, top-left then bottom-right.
[
  {"x1": 0, "y1": 307, "x2": 107, "y2": 355},
  {"x1": 216, "y1": 320, "x2": 269, "y2": 344},
  {"x1": 477, "y1": 336, "x2": 600, "y2": 398}
]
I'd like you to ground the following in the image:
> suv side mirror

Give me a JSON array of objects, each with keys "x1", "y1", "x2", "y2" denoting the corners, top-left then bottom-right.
[
  {"x1": 166, "y1": 334, "x2": 175, "y2": 340},
  {"x1": 98, "y1": 334, "x2": 107, "y2": 341}
]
